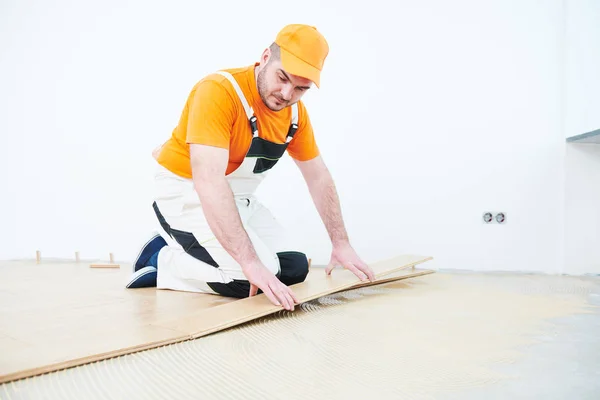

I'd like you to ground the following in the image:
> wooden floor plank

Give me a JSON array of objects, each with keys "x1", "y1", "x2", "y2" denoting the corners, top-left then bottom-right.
[
  {"x1": 0, "y1": 254, "x2": 433, "y2": 383},
  {"x1": 348, "y1": 267, "x2": 436, "y2": 289}
]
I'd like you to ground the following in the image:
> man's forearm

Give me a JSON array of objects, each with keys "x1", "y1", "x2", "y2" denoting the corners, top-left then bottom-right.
[
  {"x1": 193, "y1": 176, "x2": 260, "y2": 268},
  {"x1": 306, "y1": 172, "x2": 350, "y2": 246}
]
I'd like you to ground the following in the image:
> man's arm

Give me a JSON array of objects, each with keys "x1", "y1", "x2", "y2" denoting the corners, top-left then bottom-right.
[
  {"x1": 190, "y1": 144, "x2": 298, "y2": 309},
  {"x1": 190, "y1": 144, "x2": 260, "y2": 267},
  {"x1": 294, "y1": 155, "x2": 375, "y2": 281},
  {"x1": 293, "y1": 155, "x2": 349, "y2": 246}
]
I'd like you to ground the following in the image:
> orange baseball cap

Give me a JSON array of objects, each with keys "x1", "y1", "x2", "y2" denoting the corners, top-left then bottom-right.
[{"x1": 275, "y1": 24, "x2": 329, "y2": 88}]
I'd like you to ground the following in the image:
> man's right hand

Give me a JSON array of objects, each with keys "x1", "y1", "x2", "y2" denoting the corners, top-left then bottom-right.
[
  {"x1": 244, "y1": 263, "x2": 299, "y2": 311},
  {"x1": 190, "y1": 144, "x2": 298, "y2": 311}
]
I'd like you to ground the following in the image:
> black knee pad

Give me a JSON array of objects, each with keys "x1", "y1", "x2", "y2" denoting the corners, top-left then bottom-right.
[
  {"x1": 207, "y1": 280, "x2": 251, "y2": 298},
  {"x1": 277, "y1": 251, "x2": 309, "y2": 286}
]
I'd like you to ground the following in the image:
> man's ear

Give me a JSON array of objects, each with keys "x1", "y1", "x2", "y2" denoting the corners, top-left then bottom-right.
[{"x1": 260, "y1": 48, "x2": 271, "y2": 65}]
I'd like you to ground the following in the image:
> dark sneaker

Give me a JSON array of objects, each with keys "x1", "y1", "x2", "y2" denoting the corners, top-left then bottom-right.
[
  {"x1": 133, "y1": 233, "x2": 167, "y2": 272},
  {"x1": 126, "y1": 266, "x2": 157, "y2": 289}
]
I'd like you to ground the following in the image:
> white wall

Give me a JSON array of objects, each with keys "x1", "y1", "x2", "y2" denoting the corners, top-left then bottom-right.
[
  {"x1": 565, "y1": 0, "x2": 600, "y2": 139},
  {"x1": 564, "y1": 144, "x2": 600, "y2": 275},
  {"x1": 563, "y1": 0, "x2": 600, "y2": 275},
  {"x1": 0, "y1": 0, "x2": 571, "y2": 274}
]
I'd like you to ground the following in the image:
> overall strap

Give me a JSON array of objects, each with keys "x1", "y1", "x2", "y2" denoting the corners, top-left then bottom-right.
[
  {"x1": 216, "y1": 71, "x2": 258, "y2": 137},
  {"x1": 287, "y1": 103, "x2": 299, "y2": 143}
]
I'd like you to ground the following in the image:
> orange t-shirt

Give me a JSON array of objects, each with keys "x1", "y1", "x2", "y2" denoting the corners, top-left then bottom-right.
[{"x1": 156, "y1": 64, "x2": 320, "y2": 178}]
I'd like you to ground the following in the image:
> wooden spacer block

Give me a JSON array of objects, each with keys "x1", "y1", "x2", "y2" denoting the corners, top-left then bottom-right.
[
  {"x1": 90, "y1": 263, "x2": 120, "y2": 269},
  {"x1": 36, "y1": 250, "x2": 41, "y2": 263}
]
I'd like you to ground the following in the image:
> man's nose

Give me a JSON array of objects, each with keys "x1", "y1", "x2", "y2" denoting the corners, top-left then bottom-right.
[{"x1": 280, "y1": 84, "x2": 294, "y2": 100}]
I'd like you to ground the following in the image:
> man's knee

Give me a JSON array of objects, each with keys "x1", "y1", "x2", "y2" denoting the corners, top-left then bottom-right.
[
  {"x1": 206, "y1": 251, "x2": 308, "y2": 299},
  {"x1": 277, "y1": 251, "x2": 309, "y2": 286},
  {"x1": 207, "y1": 280, "x2": 251, "y2": 299}
]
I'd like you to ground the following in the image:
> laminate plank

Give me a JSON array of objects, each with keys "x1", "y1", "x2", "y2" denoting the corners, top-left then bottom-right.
[{"x1": 152, "y1": 255, "x2": 433, "y2": 338}]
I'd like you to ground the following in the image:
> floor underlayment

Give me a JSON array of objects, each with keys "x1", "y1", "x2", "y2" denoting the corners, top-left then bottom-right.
[{"x1": 2, "y1": 269, "x2": 599, "y2": 399}]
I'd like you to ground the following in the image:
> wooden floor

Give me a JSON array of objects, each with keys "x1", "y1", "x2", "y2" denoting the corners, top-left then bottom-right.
[
  {"x1": 3, "y1": 270, "x2": 598, "y2": 400},
  {"x1": 0, "y1": 254, "x2": 433, "y2": 383}
]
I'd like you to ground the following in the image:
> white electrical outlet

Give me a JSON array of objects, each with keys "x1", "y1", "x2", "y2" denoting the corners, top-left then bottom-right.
[{"x1": 483, "y1": 212, "x2": 507, "y2": 224}]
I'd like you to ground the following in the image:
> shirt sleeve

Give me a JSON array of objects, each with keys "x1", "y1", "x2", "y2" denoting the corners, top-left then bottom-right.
[
  {"x1": 286, "y1": 101, "x2": 320, "y2": 161},
  {"x1": 186, "y1": 79, "x2": 236, "y2": 148}
]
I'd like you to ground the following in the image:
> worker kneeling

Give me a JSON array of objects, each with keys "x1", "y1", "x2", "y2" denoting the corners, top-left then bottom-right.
[{"x1": 126, "y1": 24, "x2": 374, "y2": 311}]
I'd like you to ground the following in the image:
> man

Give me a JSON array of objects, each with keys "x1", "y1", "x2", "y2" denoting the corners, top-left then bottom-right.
[{"x1": 127, "y1": 24, "x2": 374, "y2": 311}]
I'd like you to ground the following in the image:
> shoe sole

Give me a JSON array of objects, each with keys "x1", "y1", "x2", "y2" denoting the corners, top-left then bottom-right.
[{"x1": 126, "y1": 266, "x2": 158, "y2": 289}]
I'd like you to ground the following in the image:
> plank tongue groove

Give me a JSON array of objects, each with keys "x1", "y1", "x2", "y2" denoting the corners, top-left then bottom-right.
[{"x1": 0, "y1": 254, "x2": 432, "y2": 383}]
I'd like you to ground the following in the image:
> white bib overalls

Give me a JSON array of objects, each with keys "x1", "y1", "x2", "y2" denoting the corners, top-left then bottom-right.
[{"x1": 152, "y1": 71, "x2": 309, "y2": 297}]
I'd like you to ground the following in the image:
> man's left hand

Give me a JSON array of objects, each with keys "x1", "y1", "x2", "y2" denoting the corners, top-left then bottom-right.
[{"x1": 325, "y1": 242, "x2": 375, "y2": 282}]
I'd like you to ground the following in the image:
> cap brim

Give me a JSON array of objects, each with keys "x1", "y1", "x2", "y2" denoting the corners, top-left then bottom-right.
[{"x1": 279, "y1": 47, "x2": 321, "y2": 88}]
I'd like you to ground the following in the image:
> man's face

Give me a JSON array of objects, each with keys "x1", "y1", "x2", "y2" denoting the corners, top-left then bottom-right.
[{"x1": 256, "y1": 56, "x2": 313, "y2": 112}]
